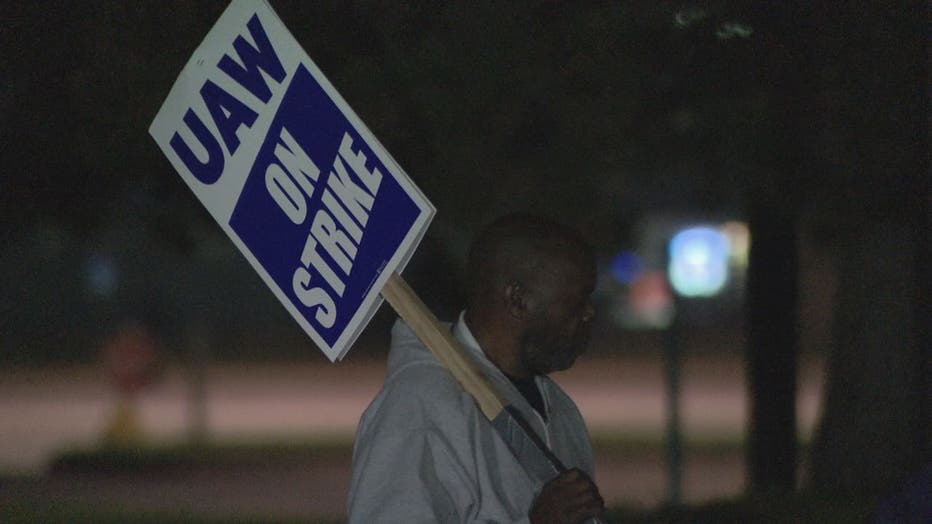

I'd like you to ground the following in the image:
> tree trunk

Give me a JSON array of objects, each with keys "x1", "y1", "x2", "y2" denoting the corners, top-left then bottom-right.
[
  {"x1": 809, "y1": 221, "x2": 925, "y2": 496},
  {"x1": 746, "y1": 205, "x2": 799, "y2": 494},
  {"x1": 805, "y1": 0, "x2": 928, "y2": 499}
]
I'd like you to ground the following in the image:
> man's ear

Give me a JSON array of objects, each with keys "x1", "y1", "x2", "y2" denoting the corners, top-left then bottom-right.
[{"x1": 504, "y1": 281, "x2": 532, "y2": 320}]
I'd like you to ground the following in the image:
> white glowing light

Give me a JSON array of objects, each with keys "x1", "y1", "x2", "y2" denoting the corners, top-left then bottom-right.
[{"x1": 668, "y1": 227, "x2": 730, "y2": 297}]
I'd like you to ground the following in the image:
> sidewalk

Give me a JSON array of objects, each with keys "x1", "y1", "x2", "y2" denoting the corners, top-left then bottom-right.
[{"x1": 0, "y1": 354, "x2": 824, "y2": 516}]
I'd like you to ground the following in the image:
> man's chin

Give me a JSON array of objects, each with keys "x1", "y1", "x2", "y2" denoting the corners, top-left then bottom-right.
[{"x1": 546, "y1": 353, "x2": 580, "y2": 374}]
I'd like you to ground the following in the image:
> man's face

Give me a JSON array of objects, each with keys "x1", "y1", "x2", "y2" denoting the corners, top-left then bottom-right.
[{"x1": 519, "y1": 260, "x2": 596, "y2": 376}]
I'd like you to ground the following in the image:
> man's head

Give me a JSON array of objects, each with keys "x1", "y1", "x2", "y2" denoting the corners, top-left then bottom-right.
[{"x1": 464, "y1": 214, "x2": 596, "y2": 378}]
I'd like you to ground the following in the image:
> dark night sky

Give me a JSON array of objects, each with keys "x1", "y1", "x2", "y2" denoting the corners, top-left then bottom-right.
[{"x1": 0, "y1": 1, "x2": 925, "y2": 362}]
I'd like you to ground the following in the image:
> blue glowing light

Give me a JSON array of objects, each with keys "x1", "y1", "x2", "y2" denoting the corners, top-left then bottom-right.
[
  {"x1": 86, "y1": 253, "x2": 119, "y2": 298},
  {"x1": 610, "y1": 251, "x2": 642, "y2": 285},
  {"x1": 668, "y1": 227, "x2": 730, "y2": 297}
]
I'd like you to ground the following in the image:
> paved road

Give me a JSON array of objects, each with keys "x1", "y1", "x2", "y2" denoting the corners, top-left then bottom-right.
[{"x1": 0, "y1": 354, "x2": 824, "y2": 516}]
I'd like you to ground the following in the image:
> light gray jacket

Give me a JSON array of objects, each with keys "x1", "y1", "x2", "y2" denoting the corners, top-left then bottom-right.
[{"x1": 347, "y1": 315, "x2": 595, "y2": 523}]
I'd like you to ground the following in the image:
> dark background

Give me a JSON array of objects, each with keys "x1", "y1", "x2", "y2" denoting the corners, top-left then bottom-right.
[{"x1": 1, "y1": 0, "x2": 927, "y2": 506}]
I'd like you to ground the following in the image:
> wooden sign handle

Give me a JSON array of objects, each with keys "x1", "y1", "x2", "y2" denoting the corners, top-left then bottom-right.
[{"x1": 380, "y1": 272, "x2": 506, "y2": 420}]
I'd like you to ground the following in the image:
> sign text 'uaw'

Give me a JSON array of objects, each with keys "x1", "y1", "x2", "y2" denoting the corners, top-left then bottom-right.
[{"x1": 150, "y1": 0, "x2": 434, "y2": 361}]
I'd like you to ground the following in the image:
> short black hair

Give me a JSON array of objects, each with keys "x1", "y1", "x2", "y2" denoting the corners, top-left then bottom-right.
[{"x1": 465, "y1": 213, "x2": 593, "y2": 308}]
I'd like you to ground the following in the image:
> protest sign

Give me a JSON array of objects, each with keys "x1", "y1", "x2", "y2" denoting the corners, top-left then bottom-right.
[
  {"x1": 149, "y1": 8, "x2": 602, "y2": 519},
  {"x1": 150, "y1": 0, "x2": 434, "y2": 360}
]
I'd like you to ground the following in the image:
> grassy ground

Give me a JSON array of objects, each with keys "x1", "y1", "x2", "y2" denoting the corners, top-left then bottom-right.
[
  {"x1": 2, "y1": 496, "x2": 875, "y2": 524},
  {"x1": 47, "y1": 440, "x2": 354, "y2": 475},
  {"x1": 1, "y1": 506, "x2": 331, "y2": 524},
  {"x1": 1, "y1": 441, "x2": 875, "y2": 524}
]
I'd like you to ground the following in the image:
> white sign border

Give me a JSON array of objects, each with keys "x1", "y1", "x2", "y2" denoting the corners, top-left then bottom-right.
[{"x1": 150, "y1": 0, "x2": 435, "y2": 361}]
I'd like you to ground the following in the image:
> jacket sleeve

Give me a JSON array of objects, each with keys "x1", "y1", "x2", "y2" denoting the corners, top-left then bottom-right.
[
  {"x1": 347, "y1": 365, "x2": 534, "y2": 524},
  {"x1": 348, "y1": 423, "x2": 460, "y2": 523}
]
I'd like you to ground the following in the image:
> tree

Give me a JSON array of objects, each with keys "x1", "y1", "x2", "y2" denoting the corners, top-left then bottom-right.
[
  {"x1": 740, "y1": 1, "x2": 810, "y2": 495},
  {"x1": 803, "y1": 1, "x2": 929, "y2": 498}
]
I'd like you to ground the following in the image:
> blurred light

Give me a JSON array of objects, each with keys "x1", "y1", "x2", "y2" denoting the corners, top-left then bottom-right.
[
  {"x1": 627, "y1": 270, "x2": 674, "y2": 329},
  {"x1": 674, "y1": 7, "x2": 708, "y2": 28},
  {"x1": 716, "y1": 22, "x2": 754, "y2": 40},
  {"x1": 609, "y1": 269, "x2": 674, "y2": 330},
  {"x1": 609, "y1": 251, "x2": 642, "y2": 285},
  {"x1": 86, "y1": 253, "x2": 119, "y2": 298},
  {"x1": 719, "y1": 221, "x2": 750, "y2": 268},
  {"x1": 668, "y1": 227, "x2": 730, "y2": 297}
]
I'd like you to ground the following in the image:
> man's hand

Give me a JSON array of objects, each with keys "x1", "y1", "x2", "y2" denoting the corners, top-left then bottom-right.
[{"x1": 529, "y1": 468, "x2": 605, "y2": 524}]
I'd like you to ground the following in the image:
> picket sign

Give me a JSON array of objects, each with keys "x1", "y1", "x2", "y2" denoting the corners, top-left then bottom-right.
[
  {"x1": 148, "y1": 0, "x2": 510, "y2": 412},
  {"x1": 150, "y1": 4, "x2": 601, "y2": 520},
  {"x1": 149, "y1": 0, "x2": 433, "y2": 361}
]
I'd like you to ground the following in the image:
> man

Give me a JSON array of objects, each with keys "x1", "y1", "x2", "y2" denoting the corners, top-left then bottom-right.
[{"x1": 348, "y1": 214, "x2": 605, "y2": 523}]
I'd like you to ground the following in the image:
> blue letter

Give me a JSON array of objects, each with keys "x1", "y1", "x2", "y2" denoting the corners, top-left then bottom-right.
[
  {"x1": 170, "y1": 109, "x2": 224, "y2": 185},
  {"x1": 200, "y1": 80, "x2": 258, "y2": 155},
  {"x1": 217, "y1": 14, "x2": 286, "y2": 104}
]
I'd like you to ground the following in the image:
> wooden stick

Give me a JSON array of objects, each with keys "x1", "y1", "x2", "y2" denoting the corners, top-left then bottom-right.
[{"x1": 381, "y1": 272, "x2": 506, "y2": 420}]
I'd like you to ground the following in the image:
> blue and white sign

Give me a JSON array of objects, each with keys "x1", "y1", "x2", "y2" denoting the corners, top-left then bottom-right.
[{"x1": 150, "y1": 0, "x2": 434, "y2": 360}]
